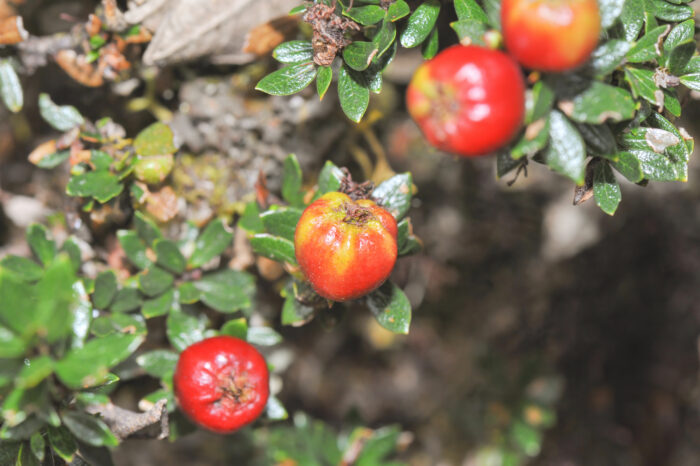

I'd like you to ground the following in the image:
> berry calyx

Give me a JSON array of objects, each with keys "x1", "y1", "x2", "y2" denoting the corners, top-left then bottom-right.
[
  {"x1": 173, "y1": 336, "x2": 269, "y2": 433},
  {"x1": 406, "y1": 45, "x2": 525, "y2": 157},
  {"x1": 294, "y1": 191, "x2": 398, "y2": 302},
  {"x1": 501, "y1": 0, "x2": 601, "y2": 72}
]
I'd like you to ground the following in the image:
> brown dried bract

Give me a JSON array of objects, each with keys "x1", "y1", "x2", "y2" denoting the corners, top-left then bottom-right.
[
  {"x1": 339, "y1": 168, "x2": 374, "y2": 200},
  {"x1": 0, "y1": 15, "x2": 27, "y2": 44},
  {"x1": 303, "y1": 2, "x2": 359, "y2": 66},
  {"x1": 55, "y1": 49, "x2": 105, "y2": 87},
  {"x1": 243, "y1": 16, "x2": 297, "y2": 56}
]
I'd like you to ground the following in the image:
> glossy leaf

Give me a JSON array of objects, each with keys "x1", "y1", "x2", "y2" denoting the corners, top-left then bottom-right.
[
  {"x1": 650, "y1": 0, "x2": 693, "y2": 21},
  {"x1": 343, "y1": 41, "x2": 378, "y2": 71},
  {"x1": 343, "y1": 5, "x2": 384, "y2": 25},
  {"x1": 367, "y1": 281, "x2": 411, "y2": 334},
  {"x1": 593, "y1": 161, "x2": 621, "y2": 215},
  {"x1": 139, "y1": 267, "x2": 174, "y2": 297},
  {"x1": 0, "y1": 59, "x2": 22, "y2": 113},
  {"x1": 611, "y1": 151, "x2": 644, "y2": 183},
  {"x1": 619, "y1": 0, "x2": 644, "y2": 41},
  {"x1": 562, "y1": 82, "x2": 636, "y2": 124},
  {"x1": 110, "y1": 287, "x2": 142, "y2": 313},
  {"x1": 372, "y1": 173, "x2": 413, "y2": 220},
  {"x1": 338, "y1": 65, "x2": 370, "y2": 123},
  {"x1": 317, "y1": 160, "x2": 345, "y2": 195},
  {"x1": 193, "y1": 269, "x2": 256, "y2": 313},
  {"x1": 421, "y1": 27, "x2": 439, "y2": 59},
  {"x1": 188, "y1": 218, "x2": 233, "y2": 268},
  {"x1": 47, "y1": 426, "x2": 76, "y2": 462},
  {"x1": 26, "y1": 224, "x2": 56, "y2": 266},
  {"x1": 316, "y1": 65, "x2": 333, "y2": 100},
  {"x1": 256, "y1": 62, "x2": 317, "y2": 96},
  {"x1": 281, "y1": 295, "x2": 316, "y2": 326},
  {"x1": 66, "y1": 170, "x2": 123, "y2": 204},
  {"x1": 372, "y1": 19, "x2": 396, "y2": 58},
  {"x1": 55, "y1": 333, "x2": 144, "y2": 389},
  {"x1": 598, "y1": 0, "x2": 625, "y2": 28},
  {"x1": 386, "y1": 0, "x2": 410, "y2": 21},
  {"x1": 588, "y1": 40, "x2": 630, "y2": 77},
  {"x1": 35, "y1": 254, "x2": 77, "y2": 343},
  {"x1": 176, "y1": 282, "x2": 200, "y2": 304},
  {"x1": 454, "y1": 0, "x2": 488, "y2": 22},
  {"x1": 38, "y1": 93, "x2": 84, "y2": 131},
  {"x1": 154, "y1": 239, "x2": 186, "y2": 274},
  {"x1": 61, "y1": 411, "x2": 118, "y2": 447},
  {"x1": 239, "y1": 201, "x2": 264, "y2": 234},
  {"x1": 220, "y1": 318, "x2": 248, "y2": 339},
  {"x1": 133, "y1": 211, "x2": 163, "y2": 246},
  {"x1": 261, "y1": 207, "x2": 303, "y2": 243},
  {"x1": 117, "y1": 230, "x2": 151, "y2": 269},
  {"x1": 626, "y1": 25, "x2": 667, "y2": 63},
  {"x1": 15, "y1": 356, "x2": 53, "y2": 389},
  {"x1": 450, "y1": 19, "x2": 487, "y2": 46},
  {"x1": 273, "y1": 40, "x2": 314, "y2": 64},
  {"x1": 91, "y1": 312, "x2": 146, "y2": 337},
  {"x1": 397, "y1": 217, "x2": 422, "y2": 256},
  {"x1": 141, "y1": 287, "x2": 175, "y2": 318},
  {"x1": 136, "y1": 350, "x2": 178, "y2": 379},
  {"x1": 282, "y1": 154, "x2": 305, "y2": 207},
  {"x1": 93, "y1": 271, "x2": 117, "y2": 309},
  {"x1": 166, "y1": 307, "x2": 208, "y2": 352},
  {"x1": 250, "y1": 234, "x2": 297, "y2": 264},
  {"x1": 543, "y1": 110, "x2": 586, "y2": 184},
  {"x1": 247, "y1": 326, "x2": 283, "y2": 346},
  {"x1": 400, "y1": 0, "x2": 441, "y2": 48}
]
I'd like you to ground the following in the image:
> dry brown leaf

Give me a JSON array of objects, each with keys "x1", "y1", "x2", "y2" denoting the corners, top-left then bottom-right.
[
  {"x1": 55, "y1": 49, "x2": 105, "y2": 87},
  {"x1": 28, "y1": 140, "x2": 58, "y2": 165},
  {"x1": 145, "y1": 185, "x2": 179, "y2": 222},
  {"x1": 125, "y1": 0, "x2": 299, "y2": 65},
  {"x1": 0, "y1": 15, "x2": 27, "y2": 44}
]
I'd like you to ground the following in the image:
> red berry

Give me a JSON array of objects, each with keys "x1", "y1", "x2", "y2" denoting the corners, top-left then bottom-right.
[
  {"x1": 173, "y1": 336, "x2": 269, "y2": 433},
  {"x1": 501, "y1": 0, "x2": 601, "y2": 72},
  {"x1": 406, "y1": 45, "x2": 525, "y2": 157},
  {"x1": 294, "y1": 192, "x2": 398, "y2": 301}
]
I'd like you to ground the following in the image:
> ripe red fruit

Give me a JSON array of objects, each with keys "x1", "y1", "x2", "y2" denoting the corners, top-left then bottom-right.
[
  {"x1": 501, "y1": 0, "x2": 601, "y2": 72},
  {"x1": 173, "y1": 336, "x2": 269, "y2": 433},
  {"x1": 406, "y1": 45, "x2": 525, "y2": 157},
  {"x1": 294, "y1": 192, "x2": 398, "y2": 301}
]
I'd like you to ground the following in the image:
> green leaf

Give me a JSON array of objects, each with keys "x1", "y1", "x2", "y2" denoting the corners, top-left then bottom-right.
[
  {"x1": 166, "y1": 307, "x2": 208, "y2": 352},
  {"x1": 667, "y1": 41, "x2": 695, "y2": 76},
  {"x1": 273, "y1": 40, "x2": 314, "y2": 64},
  {"x1": 680, "y1": 73, "x2": 700, "y2": 91},
  {"x1": 366, "y1": 282, "x2": 411, "y2": 334},
  {"x1": 662, "y1": 19, "x2": 694, "y2": 57},
  {"x1": 316, "y1": 65, "x2": 333, "y2": 100},
  {"x1": 154, "y1": 239, "x2": 186, "y2": 275},
  {"x1": 38, "y1": 93, "x2": 84, "y2": 132},
  {"x1": 55, "y1": 333, "x2": 144, "y2": 389},
  {"x1": 400, "y1": 0, "x2": 441, "y2": 48},
  {"x1": 136, "y1": 350, "x2": 178, "y2": 379},
  {"x1": 397, "y1": 217, "x2": 422, "y2": 256},
  {"x1": 91, "y1": 312, "x2": 146, "y2": 337},
  {"x1": 134, "y1": 122, "x2": 176, "y2": 156},
  {"x1": 256, "y1": 62, "x2": 317, "y2": 96},
  {"x1": 543, "y1": 110, "x2": 586, "y2": 184},
  {"x1": 355, "y1": 426, "x2": 402, "y2": 466},
  {"x1": 282, "y1": 154, "x2": 305, "y2": 207},
  {"x1": 35, "y1": 254, "x2": 77, "y2": 343},
  {"x1": 0, "y1": 269, "x2": 33, "y2": 337},
  {"x1": 624, "y1": 66, "x2": 658, "y2": 104},
  {"x1": 481, "y1": 0, "x2": 501, "y2": 28},
  {"x1": 619, "y1": 0, "x2": 644, "y2": 41},
  {"x1": 47, "y1": 426, "x2": 76, "y2": 462},
  {"x1": 0, "y1": 416, "x2": 44, "y2": 441},
  {"x1": 343, "y1": 5, "x2": 384, "y2": 25},
  {"x1": 30, "y1": 431, "x2": 45, "y2": 462},
  {"x1": 66, "y1": 170, "x2": 124, "y2": 203},
  {"x1": 561, "y1": 82, "x2": 636, "y2": 124},
  {"x1": 70, "y1": 281, "x2": 92, "y2": 349},
  {"x1": 250, "y1": 234, "x2": 297, "y2": 264},
  {"x1": 17, "y1": 441, "x2": 41, "y2": 466},
  {"x1": 0, "y1": 59, "x2": 23, "y2": 113},
  {"x1": 110, "y1": 287, "x2": 142, "y2": 313},
  {"x1": 0, "y1": 256, "x2": 42, "y2": 282},
  {"x1": 261, "y1": 207, "x2": 303, "y2": 243},
  {"x1": 141, "y1": 287, "x2": 174, "y2": 318},
  {"x1": 26, "y1": 224, "x2": 55, "y2": 266},
  {"x1": 512, "y1": 118, "x2": 550, "y2": 159},
  {"x1": 15, "y1": 356, "x2": 53, "y2": 389},
  {"x1": 576, "y1": 123, "x2": 617, "y2": 157},
  {"x1": 220, "y1": 318, "x2": 248, "y2": 339},
  {"x1": 372, "y1": 173, "x2": 413, "y2": 220},
  {"x1": 449, "y1": 19, "x2": 487, "y2": 46},
  {"x1": 239, "y1": 201, "x2": 264, "y2": 235},
  {"x1": 317, "y1": 161, "x2": 345, "y2": 195},
  {"x1": 194, "y1": 269, "x2": 256, "y2": 313},
  {"x1": 281, "y1": 294, "x2": 315, "y2": 326},
  {"x1": 338, "y1": 64, "x2": 370, "y2": 122},
  {"x1": 593, "y1": 161, "x2": 621, "y2": 215},
  {"x1": 386, "y1": 0, "x2": 410, "y2": 21},
  {"x1": 133, "y1": 211, "x2": 162, "y2": 246},
  {"x1": 526, "y1": 81, "x2": 555, "y2": 124},
  {"x1": 188, "y1": 218, "x2": 233, "y2": 268},
  {"x1": 611, "y1": 151, "x2": 644, "y2": 182},
  {"x1": 117, "y1": 230, "x2": 151, "y2": 269},
  {"x1": 61, "y1": 411, "x2": 118, "y2": 447},
  {"x1": 454, "y1": 0, "x2": 488, "y2": 22},
  {"x1": 0, "y1": 326, "x2": 26, "y2": 358},
  {"x1": 60, "y1": 237, "x2": 82, "y2": 273},
  {"x1": 587, "y1": 40, "x2": 630, "y2": 77},
  {"x1": 176, "y1": 282, "x2": 200, "y2": 304},
  {"x1": 626, "y1": 25, "x2": 667, "y2": 63},
  {"x1": 343, "y1": 41, "x2": 379, "y2": 72},
  {"x1": 247, "y1": 326, "x2": 283, "y2": 346},
  {"x1": 421, "y1": 27, "x2": 439, "y2": 59},
  {"x1": 372, "y1": 19, "x2": 396, "y2": 58},
  {"x1": 598, "y1": 0, "x2": 625, "y2": 28},
  {"x1": 511, "y1": 420, "x2": 541, "y2": 457},
  {"x1": 93, "y1": 271, "x2": 117, "y2": 309},
  {"x1": 139, "y1": 267, "x2": 174, "y2": 297},
  {"x1": 650, "y1": 0, "x2": 693, "y2": 21},
  {"x1": 35, "y1": 149, "x2": 70, "y2": 169}
]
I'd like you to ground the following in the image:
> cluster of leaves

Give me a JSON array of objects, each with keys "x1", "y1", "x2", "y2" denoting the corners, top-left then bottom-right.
[
  {"x1": 258, "y1": 0, "x2": 696, "y2": 216},
  {"x1": 0, "y1": 214, "x2": 288, "y2": 464},
  {"x1": 492, "y1": 0, "x2": 697, "y2": 215},
  {"x1": 256, "y1": 0, "x2": 441, "y2": 122},
  {"x1": 27, "y1": 94, "x2": 182, "y2": 221},
  {"x1": 240, "y1": 154, "x2": 421, "y2": 334},
  {"x1": 257, "y1": 412, "x2": 407, "y2": 465}
]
